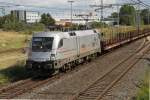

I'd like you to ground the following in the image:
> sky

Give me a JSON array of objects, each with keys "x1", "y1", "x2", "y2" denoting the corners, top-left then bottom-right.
[
  {"x1": 0, "y1": 0, "x2": 149, "y2": 8},
  {"x1": 0, "y1": 0, "x2": 117, "y2": 11},
  {"x1": 0, "y1": 0, "x2": 117, "y2": 18},
  {"x1": 0, "y1": 0, "x2": 116, "y2": 7},
  {"x1": 0, "y1": 0, "x2": 150, "y2": 18}
]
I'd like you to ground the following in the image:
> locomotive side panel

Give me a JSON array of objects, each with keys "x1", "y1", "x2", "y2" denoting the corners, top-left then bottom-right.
[
  {"x1": 55, "y1": 37, "x2": 78, "y2": 69},
  {"x1": 54, "y1": 30, "x2": 101, "y2": 69},
  {"x1": 76, "y1": 30, "x2": 101, "y2": 58}
]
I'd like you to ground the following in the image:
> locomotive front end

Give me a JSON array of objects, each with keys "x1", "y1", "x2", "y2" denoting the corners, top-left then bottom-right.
[{"x1": 26, "y1": 32, "x2": 57, "y2": 72}]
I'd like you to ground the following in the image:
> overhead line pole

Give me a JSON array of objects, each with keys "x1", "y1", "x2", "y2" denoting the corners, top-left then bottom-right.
[
  {"x1": 101, "y1": 0, "x2": 103, "y2": 22},
  {"x1": 116, "y1": 5, "x2": 120, "y2": 27},
  {"x1": 68, "y1": 0, "x2": 74, "y2": 31},
  {"x1": 130, "y1": 0, "x2": 141, "y2": 33},
  {"x1": 137, "y1": 1, "x2": 141, "y2": 33},
  {"x1": 148, "y1": 8, "x2": 150, "y2": 25},
  {"x1": 91, "y1": 3, "x2": 137, "y2": 24}
]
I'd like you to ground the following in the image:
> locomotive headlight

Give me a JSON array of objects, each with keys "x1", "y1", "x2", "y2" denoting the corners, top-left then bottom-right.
[
  {"x1": 51, "y1": 54, "x2": 55, "y2": 60},
  {"x1": 51, "y1": 54, "x2": 55, "y2": 56}
]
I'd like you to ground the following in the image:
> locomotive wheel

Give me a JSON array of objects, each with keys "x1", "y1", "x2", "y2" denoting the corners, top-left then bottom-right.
[
  {"x1": 60, "y1": 64, "x2": 68, "y2": 73},
  {"x1": 53, "y1": 70, "x2": 59, "y2": 75},
  {"x1": 88, "y1": 55, "x2": 92, "y2": 62},
  {"x1": 59, "y1": 65, "x2": 65, "y2": 72},
  {"x1": 71, "y1": 61, "x2": 76, "y2": 69}
]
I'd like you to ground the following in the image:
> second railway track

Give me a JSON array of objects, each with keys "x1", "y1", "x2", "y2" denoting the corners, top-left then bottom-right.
[{"x1": 72, "y1": 38, "x2": 150, "y2": 100}]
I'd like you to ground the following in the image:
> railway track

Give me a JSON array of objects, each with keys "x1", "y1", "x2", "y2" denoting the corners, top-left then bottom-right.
[
  {"x1": 72, "y1": 39, "x2": 150, "y2": 100},
  {"x1": 0, "y1": 44, "x2": 131, "y2": 99},
  {"x1": 0, "y1": 38, "x2": 148, "y2": 99},
  {"x1": 0, "y1": 74, "x2": 63, "y2": 99},
  {"x1": 0, "y1": 62, "x2": 93, "y2": 99}
]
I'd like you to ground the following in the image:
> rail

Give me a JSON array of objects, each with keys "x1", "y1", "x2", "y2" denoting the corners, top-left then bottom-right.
[{"x1": 72, "y1": 38, "x2": 150, "y2": 100}]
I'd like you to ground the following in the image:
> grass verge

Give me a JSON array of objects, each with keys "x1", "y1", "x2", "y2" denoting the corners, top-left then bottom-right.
[
  {"x1": 135, "y1": 70, "x2": 149, "y2": 100},
  {"x1": 0, "y1": 31, "x2": 30, "y2": 51},
  {"x1": 0, "y1": 61, "x2": 32, "y2": 85}
]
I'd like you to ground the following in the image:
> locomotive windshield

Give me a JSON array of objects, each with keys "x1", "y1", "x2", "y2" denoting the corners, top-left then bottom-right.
[{"x1": 32, "y1": 37, "x2": 54, "y2": 52}]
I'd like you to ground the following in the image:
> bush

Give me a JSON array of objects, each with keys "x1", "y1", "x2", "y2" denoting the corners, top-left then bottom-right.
[
  {"x1": 26, "y1": 23, "x2": 45, "y2": 31},
  {"x1": 0, "y1": 61, "x2": 33, "y2": 84},
  {"x1": 91, "y1": 21, "x2": 108, "y2": 28},
  {"x1": 1, "y1": 14, "x2": 46, "y2": 33},
  {"x1": 2, "y1": 19, "x2": 25, "y2": 31},
  {"x1": 40, "y1": 13, "x2": 55, "y2": 26},
  {"x1": 22, "y1": 23, "x2": 45, "y2": 34},
  {"x1": 3, "y1": 21, "x2": 45, "y2": 34},
  {"x1": 135, "y1": 71, "x2": 149, "y2": 100},
  {"x1": 0, "y1": 17, "x2": 5, "y2": 28}
]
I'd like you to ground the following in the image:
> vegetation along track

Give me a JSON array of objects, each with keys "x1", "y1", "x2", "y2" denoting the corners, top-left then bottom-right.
[
  {"x1": 0, "y1": 48, "x2": 25, "y2": 54},
  {"x1": 72, "y1": 38, "x2": 150, "y2": 100}
]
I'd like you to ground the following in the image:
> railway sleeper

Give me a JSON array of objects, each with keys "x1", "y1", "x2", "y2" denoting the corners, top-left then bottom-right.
[
  {"x1": 77, "y1": 95, "x2": 97, "y2": 100},
  {"x1": 85, "y1": 87, "x2": 106, "y2": 92},
  {"x1": 88, "y1": 82, "x2": 110, "y2": 89},
  {"x1": 80, "y1": 91, "x2": 103, "y2": 96}
]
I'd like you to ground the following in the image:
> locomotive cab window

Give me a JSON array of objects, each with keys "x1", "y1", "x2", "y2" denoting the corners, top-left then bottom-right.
[
  {"x1": 69, "y1": 32, "x2": 76, "y2": 36},
  {"x1": 93, "y1": 30, "x2": 97, "y2": 33},
  {"x1": 32, "y1": 37, "x2": 54, "y2": 52},
  {"x1": 58, "y1": 39, "x2": 63, "y2": 48}
]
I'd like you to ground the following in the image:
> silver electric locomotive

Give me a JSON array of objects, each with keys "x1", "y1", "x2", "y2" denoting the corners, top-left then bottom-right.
[{"x1": 26, "y1": 30, "x2": 101, "y2": 73}]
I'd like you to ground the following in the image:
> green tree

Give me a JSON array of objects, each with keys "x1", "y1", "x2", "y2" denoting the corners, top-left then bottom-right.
[
  {"x1": 0, "y1": 16, "x2": 5, "y2": 28},
  {"x1": 40, "y1": 13, "x2": 55, "y2": 27},
  {"x1": 91, "y1": 21, "x2": 107, "y2": 28},
  {"x1": 108, "y1": 12, "x2": 119, "y2": 25},
  {"x1": 0, "y1": 14, "x2": 46, "y2": 33},
  {"x1": 2, "y1": 14, "x2": 25, "y2": 31},
  {"x1": 109, "y1": 12, "x2": 118, "y2": 18},
  {"x1": 119, "y1": 5, "x2": 136, "y2": 25},
  {"x1": 140, "y1": 9, "x2": 150, "y2": 25}
]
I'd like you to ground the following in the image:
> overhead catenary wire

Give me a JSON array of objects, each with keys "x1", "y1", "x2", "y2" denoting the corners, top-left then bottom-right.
[
  {"x1": 130, "y1": 0, "x2": 150, "y2": 26},
  {"x1": 0, "y1": 0, "x2": 149, "y2": 25}
]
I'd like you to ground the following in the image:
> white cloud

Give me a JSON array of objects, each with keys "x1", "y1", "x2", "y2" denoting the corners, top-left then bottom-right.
[
  {"x1": 0, "y1": 0, "x2": 117, "y2": 7},
  {"x1": 0, "y1": 0, "x2": 117, "y2": 17},
  {"x1": 16, "y1": 0, "x2": 66, "y2": 6}
]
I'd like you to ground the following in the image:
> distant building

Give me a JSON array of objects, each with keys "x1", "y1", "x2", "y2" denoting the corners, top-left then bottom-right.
[
  {"x1": 103, "y1": 18, "x2": 118, "y2": 26},
  {"x1": 53, "y1": 12, "x2": 99, "y2": 25},
  {"x1": 11, "y1": 10, "x2": 41, "y2": 23}
]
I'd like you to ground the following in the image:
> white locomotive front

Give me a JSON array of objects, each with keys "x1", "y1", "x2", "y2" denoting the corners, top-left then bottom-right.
[{"x1": 26, "y1": 30, "x2": 101, "y2": 73}]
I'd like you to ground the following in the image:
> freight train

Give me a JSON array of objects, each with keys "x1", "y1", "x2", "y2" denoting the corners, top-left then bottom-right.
[{"x1": 25, "y1": 29, "x2": 150, "y2": 74}]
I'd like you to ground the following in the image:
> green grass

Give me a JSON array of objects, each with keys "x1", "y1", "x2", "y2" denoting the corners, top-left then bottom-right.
[
  {"x1": 0, "y1": 31, "x2": 30, "y2": 51},
  {"x1": 0, "y1": 61, "x2": 32, "y2": 84},
  {"x1": 135, "y1": 71, "x2": 149, "y2": 100}
]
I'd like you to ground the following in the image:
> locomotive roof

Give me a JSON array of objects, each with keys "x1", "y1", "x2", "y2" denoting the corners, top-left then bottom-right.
[{"x1": 33, "y1": 30, "x2": 98, "y2": 38}]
